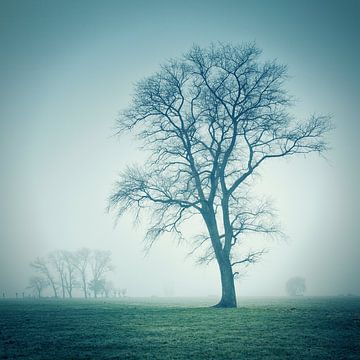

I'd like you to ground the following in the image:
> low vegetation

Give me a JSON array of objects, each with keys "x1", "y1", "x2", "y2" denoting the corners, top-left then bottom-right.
[{"x1": 1, "y1": 297, "x2": 359, "y2": 359}]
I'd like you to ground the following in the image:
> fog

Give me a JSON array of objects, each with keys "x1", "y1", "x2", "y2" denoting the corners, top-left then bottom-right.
[{"x1": 0, "y1": 0, "x2": 359, "y2": 298}]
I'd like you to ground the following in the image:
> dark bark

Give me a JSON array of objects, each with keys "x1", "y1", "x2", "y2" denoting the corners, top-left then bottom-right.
[
  {"x1": 203, "y1": 208, "x2": 237, "y2": 308},
  {"x1": 214, "y1": 257, "x2": 237, "y2": 308}
]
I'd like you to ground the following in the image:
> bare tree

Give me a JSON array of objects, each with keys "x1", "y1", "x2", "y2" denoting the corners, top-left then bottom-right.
[
  {"x1": 286, "y1": 276, "x2": 306, "y2": 296},
  {"x1": 62, "y1": 251, "x2": 78, "y2": 298},
  {"x1": 27, "y1": 276, "x2": 49, "y2": 298},
  {"x1": 101, "y1": 280, "x2": 114, "y2": 298},
  {"x1": 49, "y1": 251, "x2": 67, "y2": 299},
  {"x1": 89, "y1": 250, "x2": 113, "y2": 298},
  {"x1": 88, "y1": 278, "x2": 105, "y2": 298},
  {"x1": 109, "y1": 43, "x2": 332, "y2": 307},
  {"x1": 72, "y1": 248, "x2": 91, "y2": 298},
  {"x1": 31, "y1": 257, "x2": 58, "y2": 298}
]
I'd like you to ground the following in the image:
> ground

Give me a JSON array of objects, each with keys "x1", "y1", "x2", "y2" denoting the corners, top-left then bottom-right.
[{"x1": 1, "y1": 297, "x2": 359, "y2": 359}]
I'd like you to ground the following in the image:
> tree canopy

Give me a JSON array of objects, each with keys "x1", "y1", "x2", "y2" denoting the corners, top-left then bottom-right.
[{"x1": 110, "y1": 43, "x2": 331, "y2": 307}]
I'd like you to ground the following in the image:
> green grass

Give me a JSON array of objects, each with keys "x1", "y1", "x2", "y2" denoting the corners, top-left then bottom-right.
[{"x1": 1, "y1": 297, "x2": 359, "y2": 359}]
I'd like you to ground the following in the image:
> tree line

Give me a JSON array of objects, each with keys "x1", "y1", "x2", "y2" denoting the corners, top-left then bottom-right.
[{"x1": 27, "y1": 248, "x2": 126, "y2": 299}]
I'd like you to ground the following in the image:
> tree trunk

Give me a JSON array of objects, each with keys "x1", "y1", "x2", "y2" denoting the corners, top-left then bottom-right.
[
  {"x1": 202, "y1": 211, "x2": 237, "y2": 308},
  {"x1": 61, "y1": 277, "x2": 65, "y2": 298},
  {"x1": 214, "y1": 257, "x2": 237, "y2": 308},
  {"x1": 81, "y1": 274, "x2": 87, "y2": 299},
  {"x1": 50, "y1": 280, "x2": 58, "y2": 298},
  {"x1": 202, "y1": 207, "x2": 237, "y2": 308}
]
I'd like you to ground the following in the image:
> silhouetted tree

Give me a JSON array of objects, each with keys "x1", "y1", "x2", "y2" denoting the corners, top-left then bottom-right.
[
  {"x1": 101, "y1": 280, "x2": 114, "y2": 298},
  {"x1": 286, "y1": 276, "x2": 306, "y2": 296},
  {"x1": 89, "y1": 250, "x2": 113, "y2": 298},
  {"x1": 31, "y1": 257, "x2": 58, "y2": 298},
  {"x1": 72, "y1": 248, "x2": 91, "y2": 298},
  {"x1": 110, "y1": 43, "x2": 331, "y2": 308},
  {"x1": 27, "y1": 276, "x2": 49, "y2": 298},
  {"x1": 49, "y1": 250, "x2": 67, "y2": 298},
  {"x1": 88, "y1": 278, "x2": 105, "y2": 298},
  {"x1": 62, "y1": 251, "x2": 77, "y2": 298}
]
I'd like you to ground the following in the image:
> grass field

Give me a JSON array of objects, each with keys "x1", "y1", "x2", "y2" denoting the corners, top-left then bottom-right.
[{"x1": 1, "y1": 297, "x2": 359, "y2": 359}]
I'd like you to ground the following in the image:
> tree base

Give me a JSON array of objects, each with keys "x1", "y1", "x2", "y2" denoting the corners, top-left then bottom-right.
[{"x1": 212, "y1": 299, "x2": 237, "y2": 308}]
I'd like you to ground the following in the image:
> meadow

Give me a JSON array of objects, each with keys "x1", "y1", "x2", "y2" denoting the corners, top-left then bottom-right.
[{"x1": 1, "y1": 297, "x2": 359, "y2": 359}]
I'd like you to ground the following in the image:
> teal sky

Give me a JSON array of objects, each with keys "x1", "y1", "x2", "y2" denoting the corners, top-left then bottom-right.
[{"x1": 0, "y1": 0, "x2": 359, "y2": 297}]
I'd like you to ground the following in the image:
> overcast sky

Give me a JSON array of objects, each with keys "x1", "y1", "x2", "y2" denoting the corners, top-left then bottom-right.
[{"x1": 0, "y1": 0, "x2": 359, "y2": 298}]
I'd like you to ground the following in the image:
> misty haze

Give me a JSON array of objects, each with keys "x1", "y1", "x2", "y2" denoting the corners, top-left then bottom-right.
[{"x1": 1, "y1": 0, "x2": 359, "y2": 359}]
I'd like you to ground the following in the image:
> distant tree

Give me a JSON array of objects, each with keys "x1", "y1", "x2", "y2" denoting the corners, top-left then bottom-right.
[
  {"x1": 286, "y1": 277, "x2": 306, "y2": 296},
  {"x1": 89, "y1": 250, "x2": 113, "y2": 298},
  {"x1": 101, "y1": 280, "x2": 114, "y2": 298},
  {"x1": 120, "y1": 288, "x2": 127, "y2": 297},
  {"x1": 49, "y1": 250, "x2": 67, "y2": 298},
  {"x1": 88, "y1": 278, "x2": 106, "y2": 298},
  {"x1": 31, "y1": 257, "x2": 58, "y2": 298},
  {"x1": 109, "y1": 43, "x2": 331, "y2": 307},
  {"x1": 27, "y1": 276, "x2": 49, "y2": 298},
  {"x1": 62, "y1": 251, "x2": 78, "y2": 298},
  {"x1": 72, "y1": 248, "x2": 91, "y2": 298}
]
